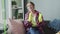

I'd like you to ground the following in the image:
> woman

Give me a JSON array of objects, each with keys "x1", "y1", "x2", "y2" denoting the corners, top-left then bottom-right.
[{"x1": 24, "y1": 2, "x2": 45, "y2": 34}]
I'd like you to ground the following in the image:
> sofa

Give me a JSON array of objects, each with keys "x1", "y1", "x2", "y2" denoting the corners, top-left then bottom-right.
[{"x1": 7, "y1": 19, "x2": 60, "y2": 34}]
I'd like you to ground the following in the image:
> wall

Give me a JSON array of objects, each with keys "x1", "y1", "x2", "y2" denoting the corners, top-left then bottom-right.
[
  {"x1": 28, "y1": 0, "x2": 60, "y2": 21},
  {"x1": 0, "y1": 0, "x2": 3, "y2": 23}
]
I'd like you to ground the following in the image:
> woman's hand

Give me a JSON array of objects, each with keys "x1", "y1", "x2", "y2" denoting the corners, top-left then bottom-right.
[{"x1": 27, "y1": 28, "x2": 30, "y2": 31}]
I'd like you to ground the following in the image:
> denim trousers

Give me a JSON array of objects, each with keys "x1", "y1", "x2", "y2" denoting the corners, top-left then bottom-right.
[{"x1": 27, "y1": 27, "x2": 42, "y2": 34}]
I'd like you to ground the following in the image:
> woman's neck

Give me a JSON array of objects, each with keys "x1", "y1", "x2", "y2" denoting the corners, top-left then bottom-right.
[{"x1": 31, "y1": 10, "x2": 36, "y2": 14}]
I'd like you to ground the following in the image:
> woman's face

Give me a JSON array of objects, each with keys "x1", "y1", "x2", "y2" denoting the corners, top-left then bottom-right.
[{"x1": 27, "y1": 3, "x2": 34, "y2": 12}]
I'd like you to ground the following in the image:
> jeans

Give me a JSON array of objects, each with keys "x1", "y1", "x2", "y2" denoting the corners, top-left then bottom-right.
[{"x1": 27, "y1": 27, "x2": 42, "y2": 34}]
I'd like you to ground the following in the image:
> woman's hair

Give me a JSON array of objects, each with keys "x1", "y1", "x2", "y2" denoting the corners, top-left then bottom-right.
[{"x1": 26, "y1": 2, "x2": 35, "y2": 7}]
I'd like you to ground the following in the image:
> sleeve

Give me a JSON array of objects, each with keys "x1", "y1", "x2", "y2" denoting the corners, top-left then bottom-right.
[
  {"x1": 38, "y1": 13, "x2": 43, "y2": 23},
  {"x1": 23, "y1": 12, "x2": 32, "y2": 28},
  {"x1": 37, "y1": 13, "x2": 45, "y2": 27}
]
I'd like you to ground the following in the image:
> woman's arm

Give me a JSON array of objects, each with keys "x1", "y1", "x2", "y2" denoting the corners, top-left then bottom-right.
[
  {"x1": 36, "y1": 13, "x2": 45, "y2": 27},
  {"x1": 24, "y1": 12, "x2": 32, "y2": 28}
]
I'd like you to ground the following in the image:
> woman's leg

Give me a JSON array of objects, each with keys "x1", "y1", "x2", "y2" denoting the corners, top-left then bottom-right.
[{"x1": 27, "y1": 27, "x2": 40, "y2": 34}]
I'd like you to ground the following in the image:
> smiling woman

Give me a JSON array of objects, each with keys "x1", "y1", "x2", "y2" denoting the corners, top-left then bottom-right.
[{"x1": 24, "y1": 2, "x2": 45, "y2": 34}]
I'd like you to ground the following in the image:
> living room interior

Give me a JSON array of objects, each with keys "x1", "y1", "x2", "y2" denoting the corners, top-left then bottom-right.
[{"x1": 0, "y1": 0, "x2": 60, "y2": 34}]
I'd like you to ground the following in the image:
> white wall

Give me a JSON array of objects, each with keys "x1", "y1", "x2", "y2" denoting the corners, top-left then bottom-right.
[
  {"x1": 28, "y1": 0, "x2": 60, "y2": 21},
  {"x1": 0, "y1": 0, "x2": 12, "y2": 23},
  {"x1": 0, "y1": 0, "x2": 3, "y2": 23}
]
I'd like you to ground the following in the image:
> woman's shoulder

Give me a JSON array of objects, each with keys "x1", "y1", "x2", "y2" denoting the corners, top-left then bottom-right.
[{"x1": 35, "y1": 10, "x2": 42, "y2": 14}]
